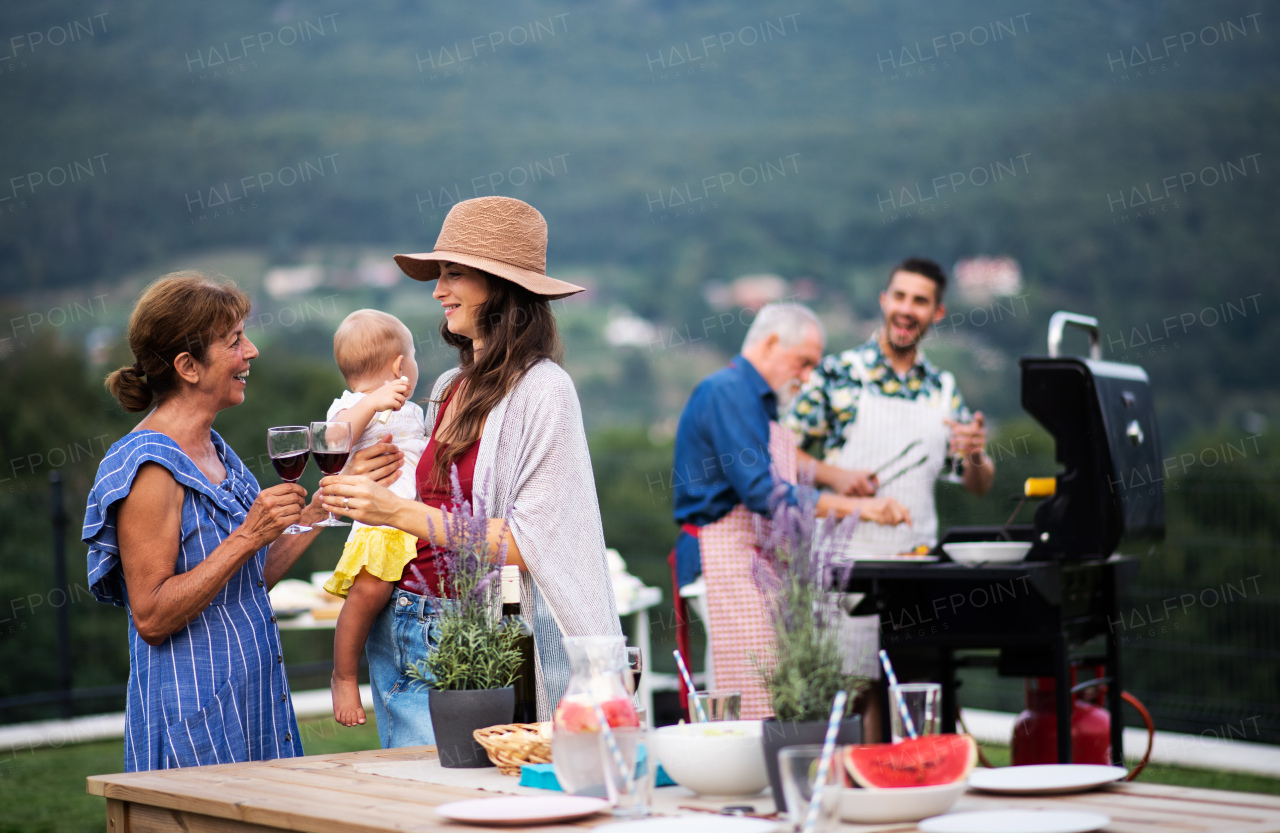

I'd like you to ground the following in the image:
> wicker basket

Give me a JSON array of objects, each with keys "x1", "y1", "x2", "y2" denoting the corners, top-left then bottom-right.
[{"x1": 473, "y1": 722, "x2": 553, "y2": 775}]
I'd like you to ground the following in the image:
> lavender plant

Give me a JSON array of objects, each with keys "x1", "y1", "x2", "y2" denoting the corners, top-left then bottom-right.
[
  {"x1": 752, "y1": 471, "x2": 869, "y2": 722},
  {"x1": 406, "y1": 466, "x2": 524, "y2": 691}
]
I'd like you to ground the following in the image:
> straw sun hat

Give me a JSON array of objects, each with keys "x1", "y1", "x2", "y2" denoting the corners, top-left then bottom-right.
[{"x1": 394, "y1": 196, "x2": 584, "y2": 300}]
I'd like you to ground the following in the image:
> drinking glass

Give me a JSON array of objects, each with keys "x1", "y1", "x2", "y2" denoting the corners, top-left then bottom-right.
[
  {"x1": 776, "y1": 745, "x2": 842, "y2": 830},
  {"x1": 941, "y1": 424, "x2": 970, "y2": 484},
  {"x1": 888, "y1": 682, "x2": 942, "y2": 744},
  {"x1": 688, "y1": 689, "x2": 741, "y2": 723},
  {"x1": 267, "y1": 426, "x2": 312, "y2": 534},
  {"x1": 309, "y1": 421, "x2": 353, "y2": 528},
  {"x1": 940, "y1": 450, "x2": 964, "y2": 484},
  {"x1": 598, "y1": 726, "x2": 654, "y2": 819},
  {"x1": 624, "y1": 647, "x2": 643, "y2": 697}
]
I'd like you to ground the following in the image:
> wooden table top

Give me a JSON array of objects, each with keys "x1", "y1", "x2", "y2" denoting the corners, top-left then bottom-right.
[{"x1": 88, "y1": 746, "x2": 1280, "y2": 833}]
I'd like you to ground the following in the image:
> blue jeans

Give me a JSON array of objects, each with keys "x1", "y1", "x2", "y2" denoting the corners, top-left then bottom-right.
[{"x1": 366, "y1": 587, "x2": 443, "y2": 748}]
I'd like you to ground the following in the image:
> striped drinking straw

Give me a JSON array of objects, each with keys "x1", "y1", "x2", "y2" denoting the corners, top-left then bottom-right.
[
  {"x1": 879, "y1": 649, "x2": 918, "y2": 740},
  {"x1": 672, "y1": 649, "x2": 708, "y2": 722},
  {"x1": 588, "y1": 694, "x2": 634, "y2": 804},
  {"x1": 802, "y1": 689, "x2": 848, "y2": 833}
]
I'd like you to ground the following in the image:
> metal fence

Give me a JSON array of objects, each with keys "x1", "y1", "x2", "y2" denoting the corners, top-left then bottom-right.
[
  {"x1": 1117, "y1": 469, "x2": 1279, "y2": 744},
  {"x1": 958, "y1": 466, "x2": 1280, "y2": 747},
  {"x1": 3, "y1": 465, "x2": 1278, "y2": 751}
]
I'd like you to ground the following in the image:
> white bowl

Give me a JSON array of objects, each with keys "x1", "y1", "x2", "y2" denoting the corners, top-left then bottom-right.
[
  {"x1": 941, "y1": 541, "x2": 1032, "y2": 564},
  {"x1": 839, "y1": 781, "x2": 966, "y2": 823},
  {"x1": 650, "y1": 720, "x2": 769, "y2": 796}
]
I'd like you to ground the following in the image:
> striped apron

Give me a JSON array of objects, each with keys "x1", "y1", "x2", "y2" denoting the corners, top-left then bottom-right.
[{"x1": 699, "y1": 421, "x2": 798, "y2": 720}]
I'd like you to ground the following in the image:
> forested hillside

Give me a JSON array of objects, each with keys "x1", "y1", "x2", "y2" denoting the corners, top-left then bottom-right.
[
  {"x1": 2, "y1": 1, "x2": 1276, "y2": 435},
  {"x1": 1, "y1": 1, "x2": 1277, "y2": 732}
]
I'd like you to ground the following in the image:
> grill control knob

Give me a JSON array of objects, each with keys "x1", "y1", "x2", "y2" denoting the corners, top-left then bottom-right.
[{"x1": 1126, "y1": 420, "x2": 1144, "y2": 446}]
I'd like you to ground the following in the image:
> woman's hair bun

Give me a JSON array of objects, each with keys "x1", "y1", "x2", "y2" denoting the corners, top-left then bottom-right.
[{"x1": 105, "y1": 363, "x2": 153, "y2": 413}]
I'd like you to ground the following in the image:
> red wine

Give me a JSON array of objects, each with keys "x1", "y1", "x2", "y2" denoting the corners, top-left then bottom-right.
[
  {"x1": 313, "y1": 451, "x2": 350, "y2": 475},
  {"x1": 271, "y1": 451, "x2": 309, "y2": 482}
]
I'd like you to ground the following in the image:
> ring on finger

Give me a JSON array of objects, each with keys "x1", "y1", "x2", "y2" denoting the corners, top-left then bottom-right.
[{"x1": 344, "y1": 497, "x2": 350, "y2": 510}]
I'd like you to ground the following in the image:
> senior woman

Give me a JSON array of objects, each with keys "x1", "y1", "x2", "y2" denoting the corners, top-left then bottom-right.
[
  {"x1": 84, "y1": 272, "x2": 327, "y2": 771},
  {"x1": 321, "y1": 196, "x2": 622, "y2": 746}
]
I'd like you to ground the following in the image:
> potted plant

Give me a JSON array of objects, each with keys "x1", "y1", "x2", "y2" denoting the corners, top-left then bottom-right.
[
  {"x1": 407, "y1": 468, "x2": 525, "y2": 768},
  {"x1": 754, "y1": 477, "x2": 870, "y2": 811}
]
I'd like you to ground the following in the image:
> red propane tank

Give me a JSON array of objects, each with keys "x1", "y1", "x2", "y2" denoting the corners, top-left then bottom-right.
[{"x1": 1011, "y1": 675, "x2": 1112, "y2": 765}]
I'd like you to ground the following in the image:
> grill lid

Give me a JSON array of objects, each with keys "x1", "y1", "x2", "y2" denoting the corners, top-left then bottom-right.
[{"x1": 1020, "y1": 313, "x2": 1165, "y2": 559}]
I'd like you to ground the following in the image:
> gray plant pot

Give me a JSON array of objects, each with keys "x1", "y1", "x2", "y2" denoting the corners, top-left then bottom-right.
[
  {"x1": 428, "y1": 686, "x2": 515, "y2": 768},
  {"x1": 761, "y1": 716, "x2": 862, "y2": 813}
]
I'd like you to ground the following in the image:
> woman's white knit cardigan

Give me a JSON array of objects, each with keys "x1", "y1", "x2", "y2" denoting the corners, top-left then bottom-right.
[{"x1": 424, "y1": 360, "x2": 622, "y2": 720}]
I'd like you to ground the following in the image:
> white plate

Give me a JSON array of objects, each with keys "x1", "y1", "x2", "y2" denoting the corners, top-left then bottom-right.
[
  {"x1": 836, "y1": 554, "x2": 940, "y2": 563},
  {"x1": 941, "y1": 541, "x2": 1032, "y2": 564},
  {"x1": 434, "y1": 796, "x2": 608, "y2": 826},
  {"x1": 968, "y1": 764, "x2": 1127, "y2": 795},
  {"x1": 600, "y1": 817, "x2": 779, "y2": 833},
  {"x1": 919, "y1": 810, "x2": 1110, "y2": 833}
]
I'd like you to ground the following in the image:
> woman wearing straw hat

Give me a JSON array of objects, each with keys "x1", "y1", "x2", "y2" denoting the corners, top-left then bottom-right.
[{"x1": 320, "y1": 196, "x2": 623, "y2": 746}]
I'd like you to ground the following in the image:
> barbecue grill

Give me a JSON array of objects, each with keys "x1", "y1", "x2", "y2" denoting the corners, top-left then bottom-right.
[{"x1": 844, "y1": 312, "x2": 1163, "y2": 763}]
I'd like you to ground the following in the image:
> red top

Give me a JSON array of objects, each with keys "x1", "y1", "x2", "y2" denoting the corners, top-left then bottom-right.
[{"x1": 398, "y1": 384, "x2": 481, "y2": 595}]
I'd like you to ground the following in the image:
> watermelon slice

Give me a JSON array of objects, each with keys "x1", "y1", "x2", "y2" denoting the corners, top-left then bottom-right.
[
  {"x1": 552, "y1": 697, "x2": 639, "y2": 733},
  {"x1": 844, "y1": 734, "x2": 977, "y2": 789}
]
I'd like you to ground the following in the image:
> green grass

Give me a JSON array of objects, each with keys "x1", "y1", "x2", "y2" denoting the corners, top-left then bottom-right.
[
  {"x1": 0, "y1": 718, "x2": 382, "y2": 833},
  {"x1": 3, "y1": 722, "x2": 1278, "y2": 832}
]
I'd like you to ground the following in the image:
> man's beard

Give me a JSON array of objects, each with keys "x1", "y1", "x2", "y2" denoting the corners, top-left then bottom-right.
[
  {"x1": 885, "y1": 315, "x2": 928, "y2": 353},
  {"x1": 775, "y1": 378, "x2": 803, "y2": 411}
]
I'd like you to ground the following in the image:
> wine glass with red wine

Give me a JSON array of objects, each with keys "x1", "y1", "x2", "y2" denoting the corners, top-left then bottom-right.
[
  {"x1": 624, "y1": 646, "x2": 643, "y2": 697},
  {"x1": 310, "y1": 421, "x2": 353, "y2": 528},
  {"x1": 267, "y1": 426, "x2": 312, "y2": 534}
]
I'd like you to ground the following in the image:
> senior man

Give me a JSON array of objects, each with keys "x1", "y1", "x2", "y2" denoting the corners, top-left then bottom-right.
[{"x1": 670, "y1": 302, "x2": 909, "y2": 719}]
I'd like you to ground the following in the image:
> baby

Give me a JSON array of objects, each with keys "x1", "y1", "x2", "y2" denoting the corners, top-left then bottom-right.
[{"x1": 325, "y1": 309, "x2": 428, "y2": 728}]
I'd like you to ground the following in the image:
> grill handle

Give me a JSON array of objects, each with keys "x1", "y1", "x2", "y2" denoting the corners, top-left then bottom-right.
[{"x1": 1047, "y1": 311, "x2": 1101, "y2": 359}]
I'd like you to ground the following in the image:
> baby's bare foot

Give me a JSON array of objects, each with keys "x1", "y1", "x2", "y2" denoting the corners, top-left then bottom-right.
[{"x1": 331, "y1": 675, "x2": 366, "y2": 727}]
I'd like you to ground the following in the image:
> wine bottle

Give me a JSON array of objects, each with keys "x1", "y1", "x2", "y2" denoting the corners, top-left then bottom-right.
[{"x1": 501, "y1": 566, "x2": 538, "y2": 723}]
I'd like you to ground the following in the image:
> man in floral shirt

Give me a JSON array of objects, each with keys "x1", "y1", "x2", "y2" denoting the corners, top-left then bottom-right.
[{"x1": 786, "y1": 258, "x2": 994, "y2": 553}]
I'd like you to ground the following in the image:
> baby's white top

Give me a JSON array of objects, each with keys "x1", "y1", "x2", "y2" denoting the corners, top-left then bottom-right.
[{"x1": 327, "y1": 390, "x2": 428, "y2": 514}]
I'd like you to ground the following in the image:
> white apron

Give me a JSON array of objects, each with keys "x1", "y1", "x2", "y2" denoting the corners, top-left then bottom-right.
[{"x1": 834, "y1": 354, "x2": 954, "y2": 553}]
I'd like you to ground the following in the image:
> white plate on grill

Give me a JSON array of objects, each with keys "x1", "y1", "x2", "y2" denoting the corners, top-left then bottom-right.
[
  {"x1": 837, "y1": 553, "x2": 940, "y2": 563},
  {"x1": 919, "y1": 809, "x2": 1110, "y2": 833},
  {"x1": 941, "y1": 541, "x2": 1032, "y2": 564},
  {"x1": 967, "y1": 764, "x2": 1128, "y2": 794},
  {"x1": 835, "y1": 544, "x2": 939, "y2": 563}
]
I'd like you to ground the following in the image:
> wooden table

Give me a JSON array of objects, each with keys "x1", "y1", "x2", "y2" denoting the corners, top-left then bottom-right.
[{"x1": 88, "y1": 747, "x2": 1280, "y2": 833}]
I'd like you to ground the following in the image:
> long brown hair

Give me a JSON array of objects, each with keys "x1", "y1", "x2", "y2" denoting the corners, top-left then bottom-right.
[
  {"x1": 430, "y1": 270, "x2": 562, "y2": 484},
  {"x1": 105, "y1": 271, "x2": 251, "y2": 412}
]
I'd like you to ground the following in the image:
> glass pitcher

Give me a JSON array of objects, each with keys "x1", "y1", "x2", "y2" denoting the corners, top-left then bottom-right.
[{"x1": 551, "y1": 635, "x2": 639, "y2": 796}]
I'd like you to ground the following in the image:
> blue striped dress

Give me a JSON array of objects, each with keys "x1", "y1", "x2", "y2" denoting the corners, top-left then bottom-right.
[{"x1": 84, "y1": 430, "x2": 303, "y2": 772}]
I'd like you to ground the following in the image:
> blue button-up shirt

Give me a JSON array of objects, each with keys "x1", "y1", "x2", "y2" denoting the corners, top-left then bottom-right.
[{"x1": 671, "y1": 355, "x2": 813, "y2": 586}]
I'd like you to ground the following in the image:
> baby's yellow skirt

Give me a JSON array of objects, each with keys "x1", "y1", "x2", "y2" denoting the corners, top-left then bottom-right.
[{"x1": 323, "y1": 525, "x2": 418, "y2": 598}]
